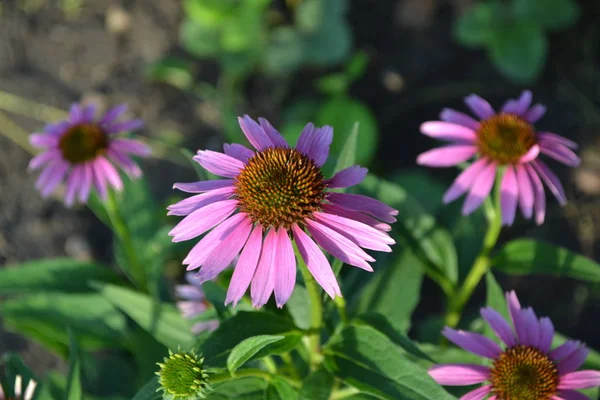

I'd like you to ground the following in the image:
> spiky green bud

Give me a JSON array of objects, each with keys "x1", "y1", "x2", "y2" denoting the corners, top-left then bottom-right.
[{"x1": 156, "y1": 349, "x2": 211, "y2": 400}]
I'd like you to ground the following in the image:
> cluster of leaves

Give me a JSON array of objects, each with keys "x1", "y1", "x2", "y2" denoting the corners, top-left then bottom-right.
[{"x1": 454, "y1": 0, "x2": 580, "y2": 82}]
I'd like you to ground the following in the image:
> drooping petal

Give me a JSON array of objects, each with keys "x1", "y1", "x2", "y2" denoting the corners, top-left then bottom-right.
[
  {"x1": 524, "y1": 103, "x2": 547, "y2": 123},
  {"x1": 440, "y1": 108, "x2": 480, "y2": 130},
  {"x1": 226, "y1": 225, "x2": 263, "y2": 306},
  {"x1": 460, "y1": 385, "x2": 492, "y2": 400},
  {"x1": 224, "y1": 143, "x2": 254, "y2": 163},
  {"x1": 428, "y1": 364, "x2": 490, "y2": 386},
  {"x1": 532, "y1": 160, "x2": 567, "y2": 205},
  {"x1": 558, "y1": 346, "x2": 590, "y2": 375},
  {"x1": 40, "y1": 161, "x2": 69, "y2": 197},
  {"x1": 95, "y1": 156, "x2": 123, "y2": 191},
  {"x1": 106, "y1": 149, "x2": 142, "y2": 178},
  {"x1": 462, "y1": 161, "x2": 497, "y2": 215},
  {"x1": 321, "y1": 204, "x2": 392, "y2": 232},
  {"x1": 64, "y1": 166, "x2": 83, "y2": 207},
  {"x1": 558, "y1": 371, "x2": 600, "y2": 389},
  {"x1": 558, "y1": 390, "x2": 592, "y2": 400},
  {"x1": 258, "y1": 117, "x2": 288, "y2": 148},
  {"x1": 274, "y1": 229, "x2": 296, "y2": 308},
  {"x1": 416, "y1": 145, "x2": 477, "y2": 167},
  {"x1": 420, "y1": 121, "x2": 477, "y2": 142},
  {"x1": 465, "y1": 94, "x2": 495, "y2": 120},
  {"x1": 92, "y1": 161, "x2": 109, "y2": 200},
  {"x1": 250, "y1": 228, "x2": 278, "y2": 308},
  {"x1": 306, "y1": 219, "x2": 374, "y2": 271},
  {"x1": 443, "y1": 158, "x2": 489, "y2": 203},
  {"x1": 167, "y1": 186, "x2": 235, "y2": 216},
  {"x1": 169, "y1": 199, "x2": 238, "y2": 242},
  {"x1": 516, "y1": 164, "x2": 534, "y2": 220},
  {"x1": 193, "y1": 150, "x2": 245, "y2": 178},
  {"x1": 111, "y1": 139, "x2": 151, "y2": 156},
  {"x1": 538, "y1": 317, "x2": 555, "y2": 354},
  {"x1": 480, "y1": 307, "x2": 516, "y2": 347},
  {"x1": 539, "y1": 142, "x2": 581, "y2": 167},
  {"x1": 442, "y1": 327, "x2": 503, "y2": 359},
  {"x1": 28, "y1": 149, "x2": 62, "y2": 171},
  {"x1": 173, "y1": 179, "x2": 234, "y2": 193},
  {"x1": 500, "y1": 165, "x2": 519, "y2": 226},
  {"x1": 238, "y1": 115, "x2": 274, "y2": 151},
  {"x1": 295, "y1": 123, "x2": 333, "y2": 167},
  {"x1": 327, "y1": 192, "x2": 398, "y2": 223},
  {"x1": 325, "y1": 166, "x2": 367, "y2": 188},
  {"x1": 537, "y1": 132, "x2": 578, "y2": 150},
  {"x1": 526, "y1": 164, "x2": 546, "y2": 225},
  {"x1": 292, "y1": 224, "x2": 341, "y2": 299},
  {"x1": 79, "y1": 162, "x2": 93, "y2": 203}
]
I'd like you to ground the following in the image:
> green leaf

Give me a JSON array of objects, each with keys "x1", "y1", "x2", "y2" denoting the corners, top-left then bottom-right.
[
  {"x1": 488, "y1": 21, "x2": 547, "y2": 83},
  {"x1": 267, "y1": 378, "x2": 298, "y2": 400},
  {"x1": 333, "y1": 121, "x2": 359, "y2": 174},
  {"x1": 315, "y1": 73, "x2": 349, "y2": 96},
  {"x1": 344, "y1": 51, "x2": 369, "y2": 83},
  {"x1": 324, "y1": 325, "x2": 455, "y2": 400},
  {"x1": 264, "y1": 27, "x2": 305, "y2": 75},
  {"x1": 453, "y1": 1, "x2": 506, "y2": 47},
  {"x1": 209, "y1": 377, "x2": 267, "y2": 399},
  {"x1": 303, "y1": 18, "x2": 351, "y2": 66},
  {"x1": 286, "y1": 285, "x2": 312, "y2": 330},
  {"x1": 200, "y1": 311, "x2": 300, "y2": 366},
  {"x1": 131, "y1": 377, "x2": 161, "y2": 400},
  {"x1": 227, "y1": 335, "x2": 285, "y2": 373},
  {"x1": 66, "y1": 329, "x2": 83, "y2": 400},
  {"x1": 145, "y1": 57, "x2": 194, "y2": 90},
  {"x1": 183, "y1": 0, "x2": 232, "y2": 27},
  {"x1": 316, "y1": 98, "x2": 378, "y2": 166},
  {"x1": 180, "y1": 19, "x2": 220, "y2": 57},
  {"x1": 512, "y1": 0, "x2": 580, "y2": 31},
  {"x1": 295, "y1": 0, "x2": 322, "y2": 34},
  {"x1": 353, "y1": 248, "x2": 423, "y2": 332},
  {"x1": 298, "y1": 369, "x2": 334, "y2": 400},
  {"x1": 492, "y1": 239, "x2": 600, "y2": 282},
  {"x1": 355, "y1": 313, "x2": 434, "y2": 362},
  {"x1": 0, "y1": 258, "x2": 120, "y2": 294},
  {"x1": 95, "y1": 283, "x2": 195, "y2": 350}
]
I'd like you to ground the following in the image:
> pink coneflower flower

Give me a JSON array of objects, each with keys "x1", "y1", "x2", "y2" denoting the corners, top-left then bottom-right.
[
  {"x1": 28, "y1": 103, "x2": 151, "y2": 206},
  {"x1": 0, "y1": 375, "x2": 37, "y2": 400},
  {"x1": 429, "y1": 291, "x2": 600, "y2": 399},
  {"x1": 417, "y1": 91, "x2": 580, "y2": 225},
  {"x1": 169, "y1": 116, "x2": 397, "y2": 308},
  {"x1": 175, "y1": 273, "x2": 219, "y2": 334}
]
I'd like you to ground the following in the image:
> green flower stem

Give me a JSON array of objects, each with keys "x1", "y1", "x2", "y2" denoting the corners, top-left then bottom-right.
[
  {"x1": 331, "y1": 386, "x2": 361, "y2": 400},
  {"x1": 104, "y1": 190, "x2": 147, "y2": 292},
  {"x1": 298, "y1": 256, "x2": 323, "y2": 371},
  {"x1": 444, "y1": 180, "x2": 503, "y2": 329},
  {"x1": 334, "y1": 296, "x2": 348, "y2": 325},
  {"x1": 262, "y1": 356, "x2": 277, "y2": 374},
  {"x1": 210, "y1": 368, "x2": 301, "y2": 388}
]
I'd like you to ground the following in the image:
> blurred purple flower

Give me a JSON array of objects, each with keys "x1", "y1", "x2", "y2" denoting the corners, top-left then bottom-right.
[{"x1": 175, "y1": 273, "x2": 219, "y2": 334}]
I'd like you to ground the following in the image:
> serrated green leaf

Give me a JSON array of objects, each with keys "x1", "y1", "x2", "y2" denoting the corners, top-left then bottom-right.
[
  {"x1": 298, "y1": 369, "x2": 334, "y2": 400},
  {"x1": 512, "y1": 0, "x2": 580, "y2": 31},
  {"x1": 227, "y1": 335, "x2": 285, "y2": 373},
  {"x1": 323, "y1": 325, "x2": 455, "y2": 400},
  {"x1": 492, "y1": 239, "x2": 600, "y2": 282}
]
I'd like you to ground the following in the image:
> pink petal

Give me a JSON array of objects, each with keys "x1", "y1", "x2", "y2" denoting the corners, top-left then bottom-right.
[
  {"x1": 92, "y1": 161, "x2": 110, "y2": 200},
  {"x1": 460, "y1": 385, "x2": 492, "y2": 400},
  {"x1": 226, "y1": 225, "x2": 263, "y2": 306},
  {"x1": 465, "y1": 94, "x2": 495, "y2": 120},
  {"x1": 519, "y1": 144, "x2": 540, "y2": 163},
  {"x1": 223, "y1": 143, "x2": 254, "y2": 163},
  {"x1": 551, "y1": 341, "x2": 581, "y2": 362},
  {"x1": 28, "y1": 149, "x2": 62, "y2": 171},
  {"x1": 274, "y1": 229, "x2": 296, "y2": 308},
  {"x1": 538, "y1": 132, "x2": 578, "y2": 150},
  {"x1": 173, "y1": 179, "x2": 234, "y2": 193},
  {"x1": 524, "y1": 104, "x2": 547, "y2": 123},
  {"x1": 100, "y1": 104, "x2": 128, "y2": 125},
  {"x1": 238, "y1": 115, "x2": 274, "y2": 151},
  {"x1": 313, "y1": 211, "x2": 395, "y2": 252},
  {"x1": 79, "y1": 162, "x2": 94, "y2": 203},
  {"x1": 321, "y1": 204, "x2": 391, "y2": 232},
  {"x1": 538, "y1": 317, "x2": 555, "y2": 354},
  {"x1": 516, "y1": 164, "x2": 534, "y2": 220},
  {"x1": 167, "y1": 186, "x2": 235, "y2": 216},
  {"x1": 532, "y1": 160, "x2": 567, "y2": 205},
  {"x1": 292, "y1": 224, "x2": 341, "y2": 299},
  {"x1": 169, "y1": 200, "x2": 238, "y2": 242},
  {"x1": 442, "y1": 327, "x2": 503, "y2": 359},
  {"x1": 539, "y1": 142, "x2": 581, "y2": 167},
  {"x1": 29, "y1": 133, "x2": 58, "y2": 148},
  {"x1": 175, "y1": 284, "x2": 204, "y2": 301},
  {"x1": 462, "y1": 161, "x2": 497, "y2": 215},
  {"x1": 106, "y1": 149, "x2": 142, "y2": 178},
  {"x1": 325, "y1": 166, "x2": 368, "y2": 188},
  {"x1": 69, "y1": 103, "x2": 83, "y2": 123},
  {"x1": 428, "y1": 364, "x2": 490, "y2": 386},
  {"x1": 420, "y1": 121, "x2": 477, "y2": 142},
  {"x1": 305, "y1": 219, "x2": 374, "y2": 271},
  {"x1": 443, "y1": 158, "x2": 489, "y2": 203},
  {"x1": 416, "y1": 145, "x2": 477, "y2": 167},
  {"x1": 525, "y1": 164, "x2": 546, "y2": 225},
  {"x1": 502, "y1": 90, "x2": 532, "y2": 116},
  {"x1": 95, "y1": 156, "x2": 123, "y2": 191},
  {"x1": 440, "y1": 108, "x2": 480, "y2": 130},
  {"x1": 111, "y1": 139, "x2": 151, "y2": 156},
  {"x1": 518, "y1": 307, "x2": 541, "y2": 347},
  {"x1": 259, "y1": 117, "x2": 288, "y2": 148},
  {"x1": 196, "y1": 218, "x2": 253, "y2": 282},
  {"x1": 558, "y1": 371, "x2": 600, "y2": 389},
  {"x1": 295, "y1": 123, "x2": 333, "y2": 167},
  {"x1": 327, "y1": 192, "x2": 398, "y2": 223},
  {"x1": 558, "y1": 346, "x2": 590, "y2": 375},
  {"x1": 193, "y1": 150, "x2": 245, "y2": 178},
  {"x1": 39, "y1": 162, "x2": 69, "y2": 197},
  {"x1": 251, "y1": 229, "x2": 278, "y2": 308},
  {"x1": 480, "y1": 307, "x2": 516, "y2": 347},
  {"x1": 558, "y1": 390, "x2": 592, "y2": 400},
  {"x1": 105, "y1": 119, "x2": 144, "y2": 134},
  {"x1": 500, "y1": 165, "x2": 518, "y2": 226},
  {"x1": 64, "y1": 166, "x2": 83, "y2": 207}
]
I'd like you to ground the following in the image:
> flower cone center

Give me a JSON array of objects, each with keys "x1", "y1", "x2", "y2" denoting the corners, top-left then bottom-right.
[
  {"x1": 490, "y1": 345, "x2": 559, "y2": 400},
  {"x1": 234, "y1": 147, "x2": 326, "y2": 228},
  {"x1": 157, "y1": 351, "x2": 209, "y2": 399},
  {"x1": 477, "y1": 114, "x2": 536, "y2": 164},
  {"x1": 59, "y1": 123, "x2": 109, "y2": 164}
]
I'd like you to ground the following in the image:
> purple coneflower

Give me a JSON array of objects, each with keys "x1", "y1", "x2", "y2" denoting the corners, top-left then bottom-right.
[
  {"x1": 28, "y1": 103, "x2": 151, "y2": 206},
  {"x1": 429, "y1": 291, "x2": 600, "y2": 399},
  {"x1": 0, "y1": 375, "x2": 37, "y2": 400},
  {"x1": 169, "y1": 116, "x2": 397, "y2": 308},
  {"x1": 417, "y1": 91, "x2": 580, "y2": 225},
  {"x1": 175, "y1": 273, "x2": 219, "y2": 334}
]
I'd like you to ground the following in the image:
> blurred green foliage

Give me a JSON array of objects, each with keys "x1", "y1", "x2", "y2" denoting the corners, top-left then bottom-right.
[{"x1": 454, "y1": 0, "x2": 580, "y2": 82}]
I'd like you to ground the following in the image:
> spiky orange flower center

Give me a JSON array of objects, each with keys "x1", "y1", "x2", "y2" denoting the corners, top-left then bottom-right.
[
  {"x1": 490, "y1": 345, "x2": 559, "y2": 400},
  {"x1": 59, "y1": 123, "x2": 109, "y2": 164},
  {"x1": 234, "y1": 148, "x2": 326, "y2": 229},
  {"x1": 476, "y1": 114, "x2": 536, "y2": 165}
]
